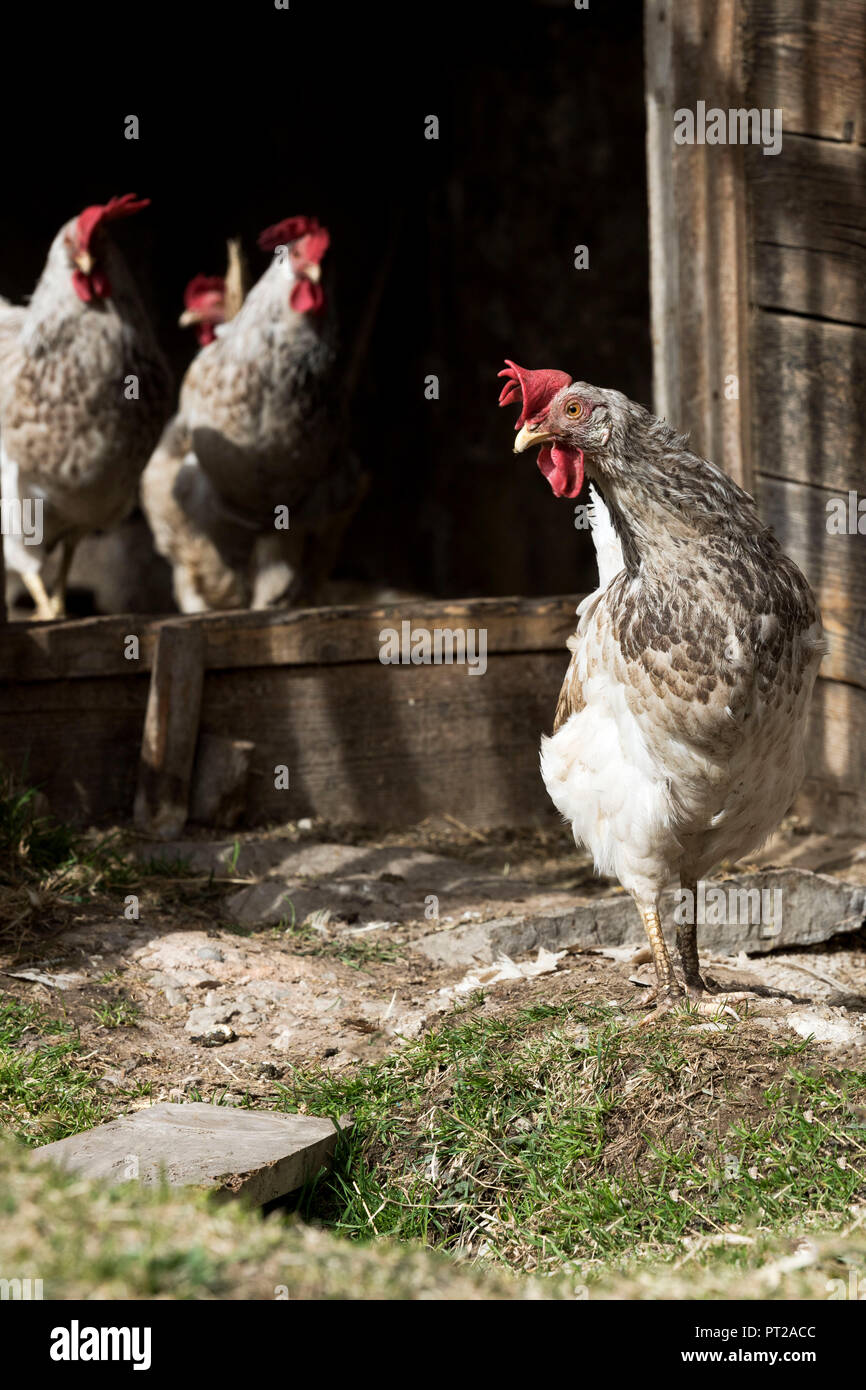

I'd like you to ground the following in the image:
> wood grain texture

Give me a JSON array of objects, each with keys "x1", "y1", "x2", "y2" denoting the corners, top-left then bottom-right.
[
  {"x1": 746, "y1": 0, "x2": 866, "y2": 143},
  {"x1": 0, "y1": 675, "x2": 149, "y2": 822},
  {"x1": 750, "y1": 137, "x2": 866, "y2": 324},
  {"x1": 752, "y1": 312, "x2": 866, "y2": 494},
  {"x1": 760, "y1": 474, "x2": 866, "y2": 691},
  {"x1": 798, "y1": 676, "x2": 866, "y2": 833},
  {"x1": 0, "y1": 598, "x2": 856, "y2": 834},
  {"x1": 0, "y1": 595, "x2": 583, "y2": 683},
  {"x1": 644, "y1": 0, "x2": 752, "y2": 488},
  {"x1": 133, "y1": 622, "x2": 205, "y2": 839},
  {"x1": 0, "y1": 647, "x2": 569, "y2": 829},
  {"x1": 198, "y1": 653, "x2": 567, "y2": 828}
]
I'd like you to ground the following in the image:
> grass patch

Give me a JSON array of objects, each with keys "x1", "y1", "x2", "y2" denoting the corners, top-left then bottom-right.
[
  {"x1": 91, "y1": 995, "x2": 142, "y2": 1029},
  {"x1": 0, "y1": 769, "x2": 140, "y2": 947},
  {"x1": 0, "y1": 1136, "x2": 564, "y2": 1300},
  {"x1": 1, "y1": 1129, "x2": 862, "y2": 1300},
  {"x1": 271, "y1": 1000, "x2": 866, "y2": 1280},
  {"x1": 0, "y1": 997, "x2": 112, "y2": 1144},
  {"x1": 267, "y1": 907, "x2": 403, "y2": 967}
]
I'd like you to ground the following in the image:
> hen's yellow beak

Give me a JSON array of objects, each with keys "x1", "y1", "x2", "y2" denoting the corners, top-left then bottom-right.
[
  {"x1": 74, "y1": 250, "x2": 94, "y2": 276},
  {"x1": 513, "y1": 422, "x2": 553, "y2": 454},
  {"x1": 178, "y1": 308, "x2": 203, "y2": 328},
  {"x1": 304, "y1": 263, "x2": 322, "y2": 283}
]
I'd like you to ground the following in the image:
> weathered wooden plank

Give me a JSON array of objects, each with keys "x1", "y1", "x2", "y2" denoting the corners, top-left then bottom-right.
[
  {"x1": 0, "y1": 614, "x2": 858, "y2": 837},
  {"x1": 798, "y1": 676, "x2": 866, "y2": 833},
  {"x1": 0, "y1": 615, "x2": 160, "y2": 683},
  {"x1": 750, "y1": 137, "x2": 866, "y2": 324},
  {"x1": 0, "y1": 595, "x2": 582, "y2": 683},
  {"x1": 0, "y1": 649, "x2": 569, "y2": 828},
  {"x1": 645, "y1": 0, "x2": 752, "y2": 488},
  {"x1": 189, "y1": 733, "x2": 254, "y2": 829},
  {"x1": 759, "y1": 474, "x2": 866, "y2": 691},
  {"x1": 752, "y1": 311, "x2": 866, "y2": 494},
  {"x1": 0, "y1": 675, "x2": 149, "y2": 822},
  {"x1": 198, "y1": 653, "x2": 567, "y2": 829},
  {"x1": 746, "y1": 0, "x2": 866, "y2": 143},
  {"x1": 134, "y1": 623, "x2": 205, "y2": 839}
]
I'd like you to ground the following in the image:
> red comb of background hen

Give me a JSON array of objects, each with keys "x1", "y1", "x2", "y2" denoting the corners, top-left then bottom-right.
[
  {"x1": 297, "y1": 226, "x2": 330, "y2": 264},
  {"x1": 76, "y1": 194, "x2": 151, "y2": 251},
  {"x1": 257, "y1": 215, "x2": 321, "y2": 253},
  {"x1": 497, "y1": 360, "x2": 573, "y2": 428},
  {"x1": 184, "y1": 274, "x2": 225, "y2": 310}
]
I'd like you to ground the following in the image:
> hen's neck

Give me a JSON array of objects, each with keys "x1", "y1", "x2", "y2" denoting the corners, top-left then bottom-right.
[
  {"x1": 23, "y1": 233, "x2": 151, "y2": 351},
  {"x1": 591, "y1": 441, "x2": 767, "y2": 579},
  {"x1": 225, "y1": 257, "x2": 334, "y2": 358}
]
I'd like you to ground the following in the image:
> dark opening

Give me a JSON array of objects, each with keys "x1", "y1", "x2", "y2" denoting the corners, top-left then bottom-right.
[{"x1": 0, "y1": 0, "x2": 649, "y2": 612}]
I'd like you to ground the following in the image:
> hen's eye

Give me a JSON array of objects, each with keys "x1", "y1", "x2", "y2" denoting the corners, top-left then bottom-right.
[{"x1": 565, "y1": 400, "x2": 583, "y2": 419}]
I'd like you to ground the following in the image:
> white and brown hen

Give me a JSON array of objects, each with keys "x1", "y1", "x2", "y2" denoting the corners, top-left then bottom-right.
[
  {"x1": 140, "y1": 267, "x2": 254, "y2": 612},
  {"x1": 499, "y1": 361, "x2": 824, "y2": 1019},
  {"x1": 143, "y1": 215, "x2": 363, "y2": 612},
  {"x1": 0, "y1": 195, "x2": 171, "y2": 619}
]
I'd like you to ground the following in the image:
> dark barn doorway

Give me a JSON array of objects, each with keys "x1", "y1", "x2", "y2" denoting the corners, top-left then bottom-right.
[{"x1": 0, "y1": 0, "x2": 649, "y2": 612}]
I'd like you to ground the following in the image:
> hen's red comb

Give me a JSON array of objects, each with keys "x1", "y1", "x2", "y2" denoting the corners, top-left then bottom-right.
[
  {"x1": 497, "y1": 360, "x2": 572, "y2": 428},
  {"x1": 297, "y1": 226, "x2": 330, "y2": 265},
  {"x1": 257, "y1": 215, "x2": 321, "y2": 253},
  {"x1": 76, "y1": 194, "x2": 151, "y2": 250},
  {"x1": 183, "y1": 274, "x2": 225, "y2": 310}
]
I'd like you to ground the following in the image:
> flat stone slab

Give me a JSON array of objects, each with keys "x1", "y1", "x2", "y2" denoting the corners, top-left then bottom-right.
[
  {"x1": 417, "y1": 869, "x2": 866, "y2": 966},
  {"x1": 36, "y1": 1103, "x2": 344, "y2": 1205}
]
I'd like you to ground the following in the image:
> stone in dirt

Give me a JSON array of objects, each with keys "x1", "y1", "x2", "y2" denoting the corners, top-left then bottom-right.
[
  {"x1": 417, "y1": 869, "x2": 866, "y2": 966},
  {"x1": 36, "y1": 1102, "x2": 347, "y2": 1204}
]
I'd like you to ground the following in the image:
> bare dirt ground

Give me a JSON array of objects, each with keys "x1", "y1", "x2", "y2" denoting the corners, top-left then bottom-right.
[{"x1": 3, "y1": 816, "x2": 866, "y2": 1108}]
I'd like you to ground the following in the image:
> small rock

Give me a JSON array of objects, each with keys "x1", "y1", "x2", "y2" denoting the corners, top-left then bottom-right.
[
  {"x1": 196, "y1": 947, "x2": 225, "y2": 963},
  {"x1": 197, "y1": 1023, "x2": 237, "y2": 1047},
  {"x1": 235, "y1": 1013, "x2": 263, "y2": 1030},
  {"x1": 172, "y1": 970, "x2": 219, "y2": 989},
  {"x1": 36, "y1": 1101, "x2": 344, "y2": 1203},
  {"x1": 787, "y1": 1009, "x2": 865, "y2": 1046},
  {"x1": 323, "y1": 1047, "x2": 339, "y2": 1058},
  {"x1": 148, "y1": 971, "x2": 177, "y2": 990},
  {"x1": 185, "y1": 1004, "x2": 239, "y2": 1036},
  {"x1": 164, "y1": 987, "x2": 188, "y2": 1007},
  {"x1": 297, "y1": 818, "x2": 314, "y2": 832},
  {"x1": 256, "y1": 1062, "x2": 283, "y2": 1079}
]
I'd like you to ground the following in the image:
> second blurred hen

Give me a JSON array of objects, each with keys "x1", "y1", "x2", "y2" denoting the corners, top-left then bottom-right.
[{"x1": 142, "y1": 217, "x2": 363, "y2": 612}]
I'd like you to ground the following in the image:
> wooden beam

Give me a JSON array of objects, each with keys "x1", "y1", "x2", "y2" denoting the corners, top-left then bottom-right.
[
  {"x1": 749, "y1": 138, "x2": 866, "y2": 326},
  {"x1": 133, "y1": 621, "x2": 205, "y2": 840},
  {"x1": 760, "y1": 474, "x2": 866, "y2": 692},
  {"x1": 644, "y1": 0, "x2": 753, "y2": 491},
  {"x1": 0, "y1": 594, "x2": 582, "y2": 683},
  {"x1": 746, "y1": 0, "x2": 866, "y2": 143},
  {"x1": 798, "y1": 675, "x2": 866, "y2": 833},
  {"x1": 752, "y1": 313, "x2": 866, "y2": 496}
]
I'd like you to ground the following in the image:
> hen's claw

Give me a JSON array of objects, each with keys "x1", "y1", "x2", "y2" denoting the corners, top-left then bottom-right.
[{"x1": 635, "y1": 980, "x2": 757, "y2": 1024}]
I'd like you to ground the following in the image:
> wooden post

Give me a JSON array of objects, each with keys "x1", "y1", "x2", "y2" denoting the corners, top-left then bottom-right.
[
  {"x1": 134, "y1": 620, "x2": 205, "y2": 839},
  {"x1": 644, "y1": 0, "x2": 753, "y2": 492}
]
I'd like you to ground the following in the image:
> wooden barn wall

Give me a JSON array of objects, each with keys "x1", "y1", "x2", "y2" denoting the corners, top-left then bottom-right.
[
  {"x1": 0, "y1": 599, "x2": 577, "y2": 829},
  {"x1": 745, "y1": 0, "x2": 866, "y2": 830},
  {"x1": 646, "y1": 0, "x2": 866, "y2": 832}
]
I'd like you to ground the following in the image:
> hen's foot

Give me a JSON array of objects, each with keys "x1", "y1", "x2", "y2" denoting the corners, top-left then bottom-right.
[
  {"x1": 636, "y1": 983, "x2": 687, "y2": 1025},
  {"x1": 636, "y1": 980, "x2": 755, "y2": 1024}
]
